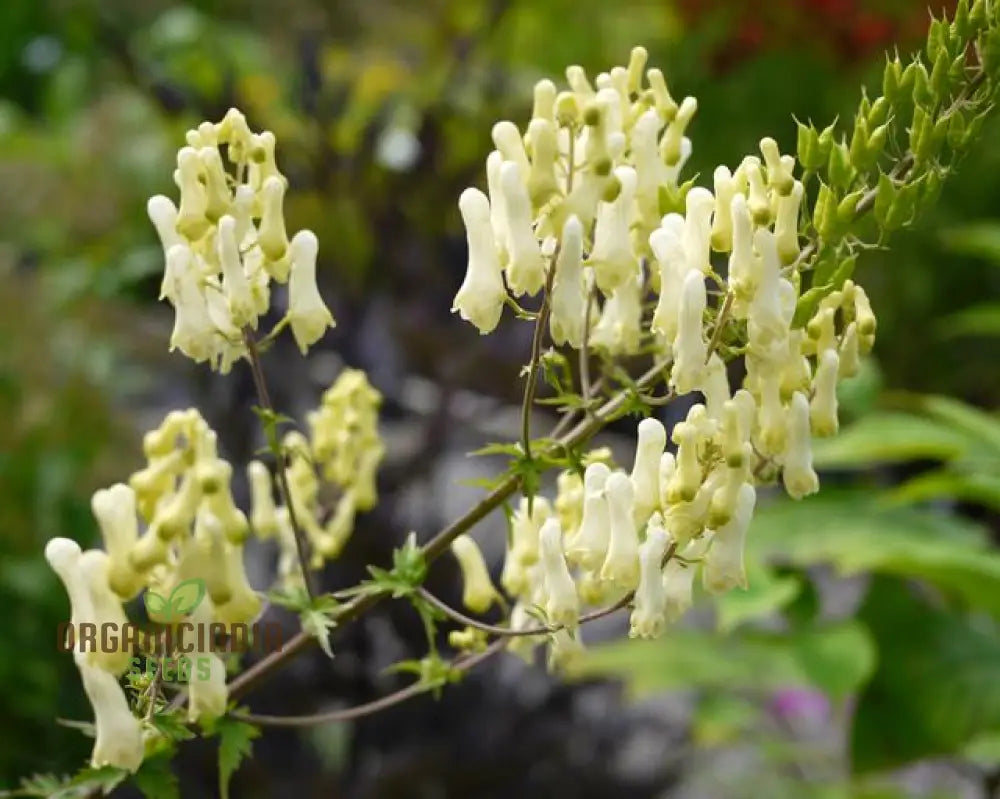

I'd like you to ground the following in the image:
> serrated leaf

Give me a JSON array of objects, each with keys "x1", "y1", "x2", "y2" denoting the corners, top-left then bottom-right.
[
  {"x1": 215, "y1": 716, "x2": 260, "y2": 799},
  {"x1": 300, "y1": 606, "x2": 337, "y2": 658},
  {"x1": 132, "y1": 753, "x2": 179, "y2": 799},
  {"x1": 469, "y1": 442, "x2": 524, "y2": 458}
]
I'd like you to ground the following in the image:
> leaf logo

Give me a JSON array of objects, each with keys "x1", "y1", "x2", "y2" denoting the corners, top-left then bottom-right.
[{"x1": 145, "y1": 578, "x2": 207, "y2": 622}]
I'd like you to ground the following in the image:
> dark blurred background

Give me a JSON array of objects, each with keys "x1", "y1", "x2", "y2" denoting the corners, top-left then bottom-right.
[{"x1": 5, "y1": 1, "x2": 1000, "y2": 797}]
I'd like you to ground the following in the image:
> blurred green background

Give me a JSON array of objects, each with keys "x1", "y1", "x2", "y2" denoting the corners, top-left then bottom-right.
[{"x1": 4, "y1": 0, "x2": 1000, "y2": 797}]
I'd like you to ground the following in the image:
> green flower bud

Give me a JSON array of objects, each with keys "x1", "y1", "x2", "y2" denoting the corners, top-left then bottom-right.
[
  {"x1": 922, "y1": 168, "x2": 944, "y2": 208},
  {"x1": 868, "y1": 122, "x2": 889, "y2": 161},
  {"x1": 813, "y1": 182, "x2": 840, "y2": 241},
  {"x1": 827, "y1": 139, "x2": 856, "y2": 189},
  {"x1": 927, "y1": 18, "x2": 948, "y2": 62},
  {"x1": 867, "y1": 96, "x2": 890, "y2": 128},
  {"x1": 796, "y1": 119, "x2": 824, "y2": 170},
  {"x1": 969, "y1": 0, "x2": 986, "y2": 31},
  {"x1": 555, "y1": 91, "x2": 580, "y2": 127},
  {"x1": 953, "y1": 0, "x2": 971, "y2": 39},
  {"x1": 836, "y1": 189, "x2": 865, "y2": 224},
  {"x1": 873, "y1": 172, "x2": 898, "y2": 230},
  {"x1": 930, "y1": 49, "x2": 951, "y2": 97},
  {"x1": 817, "y1": 120, "x2": 836, "y2": 162},
  {"x1": 911, "y1": 62, "x2": 933, "y2": 108},
  {"x1": 883, "y1": 56, "x2": 903, "y2": 105},
  {"x1": 909, "y1": 105, "x2": 936, "y2": 163},
  {"x1": 848, "y1": 115, "x2": 870, "y2": 170}
]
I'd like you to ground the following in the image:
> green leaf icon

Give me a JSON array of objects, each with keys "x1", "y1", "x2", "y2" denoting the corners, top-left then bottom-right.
[
  {"x1": 168, "y1": 579, "x2": 207, "y2": 619},
  {"x1": 145, "y1": 591, "x2": 169, "y2": 618}
]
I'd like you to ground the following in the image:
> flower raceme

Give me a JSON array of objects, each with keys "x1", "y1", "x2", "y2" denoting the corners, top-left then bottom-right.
[
  {"x1": 448, "y1": 48, "x2": 876, "y2": 666},
  {"x1": 148, "y1": 110, "x2": 336, "y2": 372},
  {"x1": 45, "y1": 371, "x2": 386, "y2": 771}
]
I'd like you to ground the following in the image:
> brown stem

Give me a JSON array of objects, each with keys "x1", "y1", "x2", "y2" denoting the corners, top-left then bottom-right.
[{"x1": 243, "y1": 329, "x2": 317, "y2": 602}]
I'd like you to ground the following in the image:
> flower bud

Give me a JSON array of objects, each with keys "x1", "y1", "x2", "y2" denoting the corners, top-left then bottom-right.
[
  {"x1": 742, "y1": 157, "x2": 771, "y2": 226},
  {"x1": 667, "y1": 421, "x2": 701, "y2": 503},
  {"x1": 631, "y1": 418, "x2": 666, "y2": 526},
  {"x1": 662, "y1": 536, "x2": 708, "y2": 622},
  {"x1": 78, "y1": 659, "x2": 145, "y2": 772},
  {"x1": 186, "y1": 596, "x2": 229, "y2": 723},
  {"x1": 629, "y1": 515, "x2": 670, "y2": 639},
  {"x1": 247, "y1": 460, "x2": 279, "y2": 538},
  {"x1": 257, "y1": 175, "x2": 290, "y2": 269},
  {"x1": 499, "y1": 162, "x2": 546, "y2": 296},
  {"x1": 703, "y1": 482, "x2": 755, "y2": 593},
  {"x1": 683, "y1": 187, "x2": 715, "y2": 274},
  {"x1": 782, "y1": 392, "x2": 819, "y2": 499},
  {"x1": 217, "y1": 215, "x2": 256, "y2": 329},
  {"x1": 91, "y1": 485, "x2": 144, "y2": 600},
  {"x1": 549, "y1": 215, "x2": 587, "y2": 347},
  {"x1": 650, "y1": 215, "x2": 686, "y2": 340},
  {"x1": 600, "y1": 472, "x2": 640, "y2": 589},
  {"x1": 491, "y1": 120, "x2": 531, "y2": 180},
  {"x1": 453, "y1": 187, "x2": 507, "y2": 334},
  {"x1": 147, "y1": 196, "x2": 182, "y2": 300},
  {"x1": 796, "y1": 120, "x2": 824, "y2": 170},
  {"x1": 288, "y1": 229, "x2": 336, "y2": 354},
  {"x1": 526, "y1": 118, "x2": 560, "y2": 210},
  {"x1": 547, "y1": 628, "x2": 586, "y2": 673},
  {"x1": 701, "y1": 353, "x2": 731, "y2": 421},
  {"x1": 670, "y1": 270, "x2": 707, "y2": 394},
  {"x1": 660, "y1": 96, "x2": 697, "y2": 166},
  {"x1": 167, "y1": 245, "x2": 215, "y2": 363},
  {"x1": 590, "y1": 166, "x2": 638, "y2": 293},
  {"x1": 810, "y1": 349, "x2": 840, "y2": 437},
  {"x1": 710, "y1": 166, "x2": 736, "y2": 251},
  {"x1": 538, "y1": 518, "x2": 579, "y2": 628},
  {"x1": 839, "y1": 322, "x2": 861, "y2": 378},
  {"x1": 760, "y1": 137, "x2": 794, "y2": 196},
  {"x1": 774, "y1": 181, "x2": 803, "y2": 265},
  {"x1": 567, "y1": 463, "x2": 611, "y2": 569},
  {"x1": 451, "y1": 535, "x2": 499, "y2": 614},
  {"x1": 175, "y1": 146, "x2": 210, "y2": 240}
]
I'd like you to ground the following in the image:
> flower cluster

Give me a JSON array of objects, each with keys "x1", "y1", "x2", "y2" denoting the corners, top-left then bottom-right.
[
  {"x1": 148, "y1": 109, "x2": 335, "y2": 372},
  {"x1": 45, "y1": 371, "x2": 385, "y2": 770},
  {"x1": 448, "y1": 49, "x2": 878, "y2": 667},
  {"x1": 251, "y1": 368, "x2": 386, "y2": 584}
]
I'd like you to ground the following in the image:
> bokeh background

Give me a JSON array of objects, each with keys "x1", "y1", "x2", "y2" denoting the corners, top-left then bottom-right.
[{"x1": 4, "y1": 0, "x2": 1000, "y2": 797}]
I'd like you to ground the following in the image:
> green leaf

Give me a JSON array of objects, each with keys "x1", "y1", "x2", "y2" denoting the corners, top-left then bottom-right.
[
  {"x1": 940, "y1": 222, "x2": 1000, "y2": 263},
  {"x1": 573, "y1": 621, "x2": 873, "y2": 700},
  {"x1": 168, "y1": 578, "x2": 206, "y2": 618},
  {"x1": 132, "y1": 753, "x2": 179, "y2": 799},
  {"x1": 15, "y1": 766, "x2": 128, "y2": 798},
  {"x1": 750, "y1": 493, "x2": 1000, "y2": 617},
  {"x1": 852, "y1": 577, "x2": 1000, "y2": 773},
  {"x1": 810, "y1": 413, "x2": 971, "y2": 467},
  {"x1": 888, "y1": 468, "x2": 1000, "y2": 512},
  {"x1": 215, "y1": 716, "x2": 260, "y2": 799},
  {"x1": 938, "y1": 303, "x2": 1000, "y2": 338},
  {"x1": 714, "y1": 567, "x2": 802, "y2": 633},
  {"x1": 300, "y1": 601, "x2": 339, "y2": 659},
  {"x1": 917, "y1": 394, "x2": 1000, "y2": 454}
]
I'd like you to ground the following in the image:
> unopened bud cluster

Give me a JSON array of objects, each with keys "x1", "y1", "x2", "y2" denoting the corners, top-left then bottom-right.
[{"x1": 148, "y1": 109, "x2": 335, "y2": 372}]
